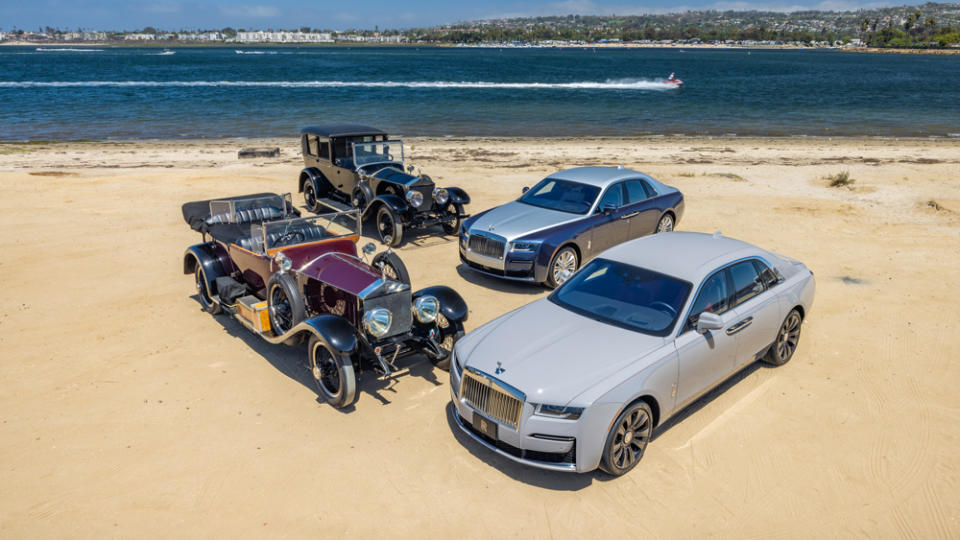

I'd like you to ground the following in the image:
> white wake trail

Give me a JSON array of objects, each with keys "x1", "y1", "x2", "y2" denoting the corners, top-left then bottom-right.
[{"x1": 0, "y1": 78, "x2": 677, "y2": 90}]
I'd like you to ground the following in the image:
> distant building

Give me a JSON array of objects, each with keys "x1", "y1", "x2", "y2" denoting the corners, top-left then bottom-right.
[
  {"x1": 124, "y1": 33, "x2": 156, "y2": 41},
  {"x1": 235, "y1": 31, "x2": 332, "y2": 43}
]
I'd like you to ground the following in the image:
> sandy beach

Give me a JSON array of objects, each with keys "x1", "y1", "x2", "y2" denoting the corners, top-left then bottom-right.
[{"x1": 1, "y1": 136, "x2": 958, "y2": 538}]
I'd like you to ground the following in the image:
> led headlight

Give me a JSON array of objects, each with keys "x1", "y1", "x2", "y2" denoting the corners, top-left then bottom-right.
[
  {"x1": 509, "y1": 240, "x2": 541, "y2": 253},
  {"x1": 363, "y1": 307, "x2": 392, "y2": 337},
  {"x1": 533, "y1": 403, "x2": 584, "y2": 420},
  {"x1": 405, "y1": 190, "x2": 424, "y2": 208},
  {"x1": 273, "y1": 252, "x2": 292, "y2": 272},
  {"x1": 433, "y1": 188, "x2": 449, "y2": 205},
  {"x1": 412, "y1": 295, "x2": 440, "y2": 323}
]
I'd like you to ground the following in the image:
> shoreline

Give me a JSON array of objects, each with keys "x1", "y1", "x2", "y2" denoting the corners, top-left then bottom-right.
[{"x1": 4, "y1": 40, "x2": 959, "y2": 54}]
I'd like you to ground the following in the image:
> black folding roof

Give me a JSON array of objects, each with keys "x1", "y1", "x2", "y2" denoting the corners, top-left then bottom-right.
[{"x1": 300, "y1": 124, "x2": 388, "y2": 138}]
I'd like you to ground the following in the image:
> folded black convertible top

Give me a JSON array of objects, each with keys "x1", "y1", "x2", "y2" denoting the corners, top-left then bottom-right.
[{"x1": 181, "y1": 193, "x2": 300, "y2": 244}]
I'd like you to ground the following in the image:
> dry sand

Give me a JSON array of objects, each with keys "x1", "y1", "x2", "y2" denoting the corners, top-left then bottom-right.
[{"x1": 1, "y1": 137, "x2": 958, "y2": 538}]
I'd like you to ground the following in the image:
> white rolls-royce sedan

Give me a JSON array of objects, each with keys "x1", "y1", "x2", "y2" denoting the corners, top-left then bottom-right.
[{"x1": 449, "y1": 231, "x2": 815, "y2": 476}]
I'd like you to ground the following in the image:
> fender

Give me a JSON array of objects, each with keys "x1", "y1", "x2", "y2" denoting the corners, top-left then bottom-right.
[
  {"x1": 364, "y1": 193, "x2": 409, "y2": 218},
  {"x1": 414, "y1": 286, "x2": 468, "y2": 323},
  {"x1": 300, "y1": 314, "x2": 359, "y2": 355},
  {"x1": 445, "y1": 187, "x2": 471, "y2": 205},
  {"x1": 184, "y1": 243, "x2": 227, "y2": 294},
  {"x1": 298, "y1": 167, "x2": 328, "y2": 194}
]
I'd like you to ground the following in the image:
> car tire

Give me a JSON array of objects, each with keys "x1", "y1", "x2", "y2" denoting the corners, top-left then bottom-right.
[
  {"x1": 546, "y1": 246, "x2": 579, "y2": 289},
  {"x1": 600, "y1": 401, "x2": 654, "y2": 477},
  {"x1": 376, "y1": 205, "x2": 404, "y2": 247},
  {"x1": 194, "y1": 264, "x2": 221, "y2": 314},
  {"x1": 656, "y1": 213, "x2": 675, "y2": 233},
  {"x1": 352, "y1": 188, "x2": 368, "y2": 212},
  {"x1": 267, "y1": 272, "x2": 305, "y2": 340},
  {"x1": 303, "y1": 179, "x2": 321, "y2": 213},
  {"x1": 372, "y1": 251, "x2": 411, "y2": 285},
  {"x1": 429, "y1": 313, "x2": 464, "y2": 371},
  {"x1": 441, "y1": 202, "x2": 465, "y2": 235},
  {"x1": 308, "y1": 335, "x2": 357, "y2": 409},
  {"x1": 764, "y1": 309, "x2": 803, "y2": 366}
]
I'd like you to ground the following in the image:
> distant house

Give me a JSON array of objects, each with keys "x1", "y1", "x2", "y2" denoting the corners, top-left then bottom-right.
[
  {"x1": 124, "y1": 33, "x2": 156, "y2": 41},
  {"x1": 235, "y1": 31, "x2": 332, "y2": 43}
]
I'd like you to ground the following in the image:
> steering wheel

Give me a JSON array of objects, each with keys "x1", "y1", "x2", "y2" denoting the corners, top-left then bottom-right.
[
  {"x1": 649, "y1": 301, "x2": 678, "y2": 318},
  {"x1": 276, "y1": 230, "x2": 305, "y2": 245}
]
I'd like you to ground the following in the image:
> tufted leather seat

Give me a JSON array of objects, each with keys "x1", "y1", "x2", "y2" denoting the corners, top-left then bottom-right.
[
  {"x1": 205, "y1": 206, "x2": 285, "y2": 226},
  {"x1": 235, "y1": 223, "x2": 333, "y2": 252}
]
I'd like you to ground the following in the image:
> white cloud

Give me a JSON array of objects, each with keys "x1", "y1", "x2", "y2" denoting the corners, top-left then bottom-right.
[{"x1": 219, "y1": 5, "x2": 279, "y2": 18}]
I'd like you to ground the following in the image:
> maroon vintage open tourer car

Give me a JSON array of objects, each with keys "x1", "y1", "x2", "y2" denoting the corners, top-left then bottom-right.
[{"x1": 182, "y1": 193, "x2": 468, "y2": 408}]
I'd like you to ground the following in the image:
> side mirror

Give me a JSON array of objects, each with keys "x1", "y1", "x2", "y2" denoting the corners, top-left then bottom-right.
[
  {"x1": 521, "y1": 186, "x2": 529, "y2": 194},
  {"x1": 362, "y1": 242, "x2": 377, "y2": 254},
  {"x1": 601, "y1": 202, "x2": 617, "y2": 215},
  {"x1": 696, "y1": 312, "x2": 724, "y2": 334}
]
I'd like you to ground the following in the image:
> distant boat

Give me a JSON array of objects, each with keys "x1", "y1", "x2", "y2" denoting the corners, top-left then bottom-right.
[
  {"x1": 664, "y1": 73, "x2": 684, "y2": 87},
  {"x1": 158, "y1": 49, "x2": 175, "y2": 56}
]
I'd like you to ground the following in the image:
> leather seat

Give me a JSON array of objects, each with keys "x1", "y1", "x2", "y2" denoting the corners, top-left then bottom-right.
[
  {"x1": 205, "y1": 206, "x2": 284, "y2": 226},
  {"x1": 235, "y1": 224, "x2": 333, "y2": 252}
]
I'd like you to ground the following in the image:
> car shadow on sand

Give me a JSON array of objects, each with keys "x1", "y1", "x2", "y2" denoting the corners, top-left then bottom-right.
[
  {"x1": 455, "y1": 264, "x2": 546, "y2": 296},
  {"x1": 193, "y1": 294, "x2": 446, "y2": 412},
  {"x1": 445, "y1": 359, "x2": 769, "y2": 489}
]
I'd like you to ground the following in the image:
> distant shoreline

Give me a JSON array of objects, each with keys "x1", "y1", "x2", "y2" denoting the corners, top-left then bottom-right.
[{"x1": 4, "y1": 40, "x2": 959, "y2": 54}]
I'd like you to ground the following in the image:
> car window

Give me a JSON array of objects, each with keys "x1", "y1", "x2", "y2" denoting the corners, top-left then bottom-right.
[
  {"x1": 624, "y1": 180, "x2": 649, "y2": 204},
  {"x1": 684, "y1": 270, "x2": 730, "y2": 332},
  {"x1": 307, "y1": 135, "x2": 319, "y2": 157},
  {"x1": 641, "y1": 180, "x2": 657, "y2": 198},
  {"x1": 317, "y1": 140, "x2": 329, "y2": 159},
  {"x1": 729, "y1": 260, "x2": 764, "y2": 307},
  {"x1": 597, "y1": 183, "x2": 623, "y2": 210},
  {"x1": 755, "y1": 260, "x2": 778, "y2": 288}
]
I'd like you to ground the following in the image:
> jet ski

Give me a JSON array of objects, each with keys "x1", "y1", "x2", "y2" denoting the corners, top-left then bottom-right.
[{"x1": 664, "y1": 73, "x2": 683, "y2": 87}]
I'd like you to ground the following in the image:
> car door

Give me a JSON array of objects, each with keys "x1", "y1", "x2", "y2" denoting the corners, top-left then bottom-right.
[
  {"x1": 623, "y1": 179, "x2": 662, "y2": 238},
  {"x1": 587, "y1": 182, "x2": 632, "y2": 255},
  {"x1": 673, "y1": 270, "x2": 739, "y2": 408},
  {"x1": 726, "y1": 260, "x2": 784, "y2": 366}
]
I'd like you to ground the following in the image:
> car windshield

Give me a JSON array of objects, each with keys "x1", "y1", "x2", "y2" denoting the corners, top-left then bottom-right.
[
  {"x1": 352, "y1": 140, "x2": 404, "y2": 170},
  {"x1": 518, "y1": 178, "x2": 600, "y2": 215},
  {"x1": 253, "y1": 211, "x2": 360, "y2": 253},
  {"x1": 549, "y1": 259, "x2": 691, "y2": 336}
]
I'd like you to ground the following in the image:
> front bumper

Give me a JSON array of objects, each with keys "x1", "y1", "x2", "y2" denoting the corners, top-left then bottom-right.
[
  {"x1": 459, "y1": 250, "x2": 538, "y2": 282},
  {"x1": 450, "y1": 366, "x2": 589, "y2": 472}
]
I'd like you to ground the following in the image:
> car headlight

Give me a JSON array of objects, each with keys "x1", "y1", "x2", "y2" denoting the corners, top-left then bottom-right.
[
  {"x1": 533, "y1": 403, "x2": 584, "y2": 420},
  {"x1": 363, "y1": 307, "x2": 392, "y2": 337},
  {"x1": 405, "y1": 190, "x2": 424, "y2": 208},
  {"x1": 412, "y1": 295, "x2": 440, "y2": 324},
  {"x1": 273, "y1": 252, "x2": 292, "y2": 272},
  {"x1": 433, "y1": 188, "x2": 449, "y2": 205},
  {"x1": 509, "y1": 240, "x2": 541, "y2": 253}
]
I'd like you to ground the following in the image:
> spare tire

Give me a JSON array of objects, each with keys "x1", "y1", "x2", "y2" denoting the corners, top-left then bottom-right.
[
  {"x1": 372, "y1": 251, "x2": 411, "y2": 286},
  {"x1": 267, "y1": 272, "x2": 305, "y2": 342}
]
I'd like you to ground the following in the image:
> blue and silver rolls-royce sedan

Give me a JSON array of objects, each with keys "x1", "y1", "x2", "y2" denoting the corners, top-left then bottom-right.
[{"x1": 458, "y1": 166, "x2": 684, "y2": 287}]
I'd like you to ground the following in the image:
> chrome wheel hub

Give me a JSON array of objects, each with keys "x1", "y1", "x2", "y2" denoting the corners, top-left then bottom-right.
[
  {"x1": 553, "y1": 251, "x2": 577, "y2": 285},
  {"x1": 312, "y1": 365, "x2": 322, "y2": 380},
  {"x1": 658, "y1": 215, "x2": 674, "y2": 232}
]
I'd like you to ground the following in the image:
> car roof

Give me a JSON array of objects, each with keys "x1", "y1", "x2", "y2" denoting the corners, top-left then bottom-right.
[
  {"x1": 548, "y1": 166, "x2": 656, "y2": 188},
  {"x1": 300, "y1": 124, "x2": 388, "y2": 138},
  {"x1": 599, "y1": 231, "x2": 768, "y2": 283}
]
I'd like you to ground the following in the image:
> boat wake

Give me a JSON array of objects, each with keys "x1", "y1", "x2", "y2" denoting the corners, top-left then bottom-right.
[
  {"x1": 35, "y1": 48, "x2": 104, "y2": 52},
  {"x1": 0, "y1": 78, "x2": 678, "y2": 90},
  {"x1": 234, "y1": 50, "x2": 277, "y2": 55}
]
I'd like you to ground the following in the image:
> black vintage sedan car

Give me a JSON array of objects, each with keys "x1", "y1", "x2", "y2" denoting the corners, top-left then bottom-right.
[
  {"x1": 297, "y1": 124, "x2": 470, "y2": 247},
  {"x1": 459, "y1": 166, "x2": 685, "y2": 288}
]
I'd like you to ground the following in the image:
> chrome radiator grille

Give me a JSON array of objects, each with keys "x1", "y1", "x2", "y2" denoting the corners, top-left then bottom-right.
[
  {"x1": 468, "y1": 233, "x2": 505, "y2": 260},
  {"x1": 460, "y1": 369, "x2": 524, "y2": 430}
]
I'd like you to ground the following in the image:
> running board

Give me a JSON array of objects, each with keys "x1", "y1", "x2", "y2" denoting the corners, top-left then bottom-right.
[{"x1": 316, "y1": 197, "x2": 353, "y2": 213}]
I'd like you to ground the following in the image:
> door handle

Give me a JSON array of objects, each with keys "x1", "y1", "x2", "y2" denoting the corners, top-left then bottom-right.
[
  {"x1": 725, "y1": 317, "x2": 754, "y2": 335},
  {"x1": 620, "y1": 211, "x2": 640, "y2": 220}
]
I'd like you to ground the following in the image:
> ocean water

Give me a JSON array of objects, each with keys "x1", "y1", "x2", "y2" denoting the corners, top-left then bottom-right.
[{"x1": 1, "y1": 46, "x2": 958, "y2": 140}]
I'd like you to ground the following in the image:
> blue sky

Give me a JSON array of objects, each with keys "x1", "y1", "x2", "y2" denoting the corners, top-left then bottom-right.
[{"x1": 0, "y1": 0, "x2": 918, "y2": 31}]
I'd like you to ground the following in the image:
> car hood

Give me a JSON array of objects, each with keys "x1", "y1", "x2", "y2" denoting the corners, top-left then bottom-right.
[
  {"x1": 371, "y1": 166, "x2": 431, "y2": 187},
  {"x1": 458, "y1": 298, "x2": 667, "y2": 406},
  {"x1": 467, "y1": 201, "x2": 582, "y2": 242},
  {"x1": 293, "y1": 251, "x2": 380, "y2": 296}
]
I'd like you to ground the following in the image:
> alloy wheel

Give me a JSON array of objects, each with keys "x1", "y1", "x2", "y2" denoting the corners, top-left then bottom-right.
[
  {"x1": 552, "y1": 250, "x2": 577, "y2": 286},
  {"x1": 611, "y1": 407, "x2": 652, "y2": 469},
  {"x1": 777, "y1": 311, "x2": 802, "y2": 360},
  {"x1": 657, "y1": 214, "x2": 674, "y2": 233}
]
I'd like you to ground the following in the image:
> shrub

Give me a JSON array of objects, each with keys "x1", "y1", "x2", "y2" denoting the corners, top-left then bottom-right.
[{"x1": 826, "y1": 170, "x2": 855, "y2": 187}]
